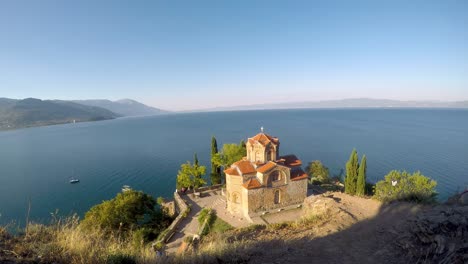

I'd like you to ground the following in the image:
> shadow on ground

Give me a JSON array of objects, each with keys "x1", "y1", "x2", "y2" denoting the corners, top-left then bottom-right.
[{"x1": 172, "y1": 201, "x2": 467, "y2": 264}]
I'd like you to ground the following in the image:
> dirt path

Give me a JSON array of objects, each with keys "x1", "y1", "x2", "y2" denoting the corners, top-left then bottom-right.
[{"x1": 165, "y1": 200, "x2": 202, "y2": 254}]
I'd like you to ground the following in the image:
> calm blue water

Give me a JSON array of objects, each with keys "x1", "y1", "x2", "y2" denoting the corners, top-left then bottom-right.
[{"x1": 1, "y1": 109, "x2": 467, "y2": 225}]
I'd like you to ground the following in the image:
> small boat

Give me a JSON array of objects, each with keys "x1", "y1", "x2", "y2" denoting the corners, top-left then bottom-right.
[
  {"x1": 122, "y1": 185, "x2": 131, "y2": 192},
  {"x1": 70, "y1": 178, "x2": 80, "y2": 184}
]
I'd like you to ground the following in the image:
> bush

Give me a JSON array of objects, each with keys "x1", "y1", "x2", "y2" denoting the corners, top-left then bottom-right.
[
  {"x1": 80, "y1": 190, "x2": 169, "y2": 234},
  {"x1": 365, "y1": 181, "x2": 375, "y2": 196},
  {"x1": 306, "y1": 160, "x2": 330, "y2": 184},
  {"x1": 196, "y1": 208, "x2": 232, "y2": 236},
  {"x1": 198, "y1": 209, "x2": 215, "y2": 236},
  {"x1": 106, "y1": 253, "x2": 137, "y2": 264},
  {"x1": 198, "y1": 208, "x2": 212, "y2": 224},
  {"x1": 374, "y1": 170, "x2": 437, "y2": 203},
  {"x1": 132, "y1": 227, "x2": 157, "y2": 250}
]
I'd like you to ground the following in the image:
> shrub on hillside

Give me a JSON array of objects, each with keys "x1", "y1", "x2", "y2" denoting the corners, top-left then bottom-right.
[
  {"x1": 374, "y1": 170, "x2": 437, "y2": 203},
  {"x1": 106, "y1": 253, "x2": 137, "y2": 264},
  {"x1": 80, "y1": 190, "x2": 172, "y2": 241},
  {"x1": 306, "y1": 160, "x2": 330, "y2": 184}
]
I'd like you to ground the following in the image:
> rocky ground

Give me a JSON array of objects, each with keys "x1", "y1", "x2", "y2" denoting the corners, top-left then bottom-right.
[
  {"x1": 174, "y1": 192, "x2": 467, "y2": 264},
  {"x1": 2, "y1": 191, "x2": 466, "y2": 264},
  {"x1": 395, "y1": 203, "x2": 467, "y2": 263}
]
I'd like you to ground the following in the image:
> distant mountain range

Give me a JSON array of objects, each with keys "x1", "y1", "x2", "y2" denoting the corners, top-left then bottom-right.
[
  {"x1": 0, "y1": 98, "x2": 119, "y2": 130},
  {"x1": 192, "y1": 98, "x2": 468, "y2": 112},
  {"x1": 72, "y1": 99, "x2": 167, "y2": 117},
  {"x1": 0, "y1": 98, "x2": 167, "y2": 130},
  {"x1": 1, "y1": 97, "x2": 467, "y2": 131}
]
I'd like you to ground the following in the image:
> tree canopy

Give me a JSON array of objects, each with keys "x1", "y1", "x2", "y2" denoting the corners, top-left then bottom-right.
[
  {"x1": 210, "y1": 136, "x2": 222, "y2": 185},
  {"x1": 80, "y1": 190, "x2": 167, "y2": 232},
  {"x1": 212, "y1": 142, "x2": 246, "y2": 169},
  {"x1": 345, "y1": 149, "x2": 359, "y2": 194},
  {"x1": 345, "y1": 149, "x2": 367, "y2": 195},
  {"x1": 374, "y1": 170, "x2": 437, "y2": 203},
  {"x1": 356, "y1": 155, "x2": 367, "y2": 196},
  {"x1": 306, "y1": 160, "x2": 329, "y2": 183},
  {"x1": 176, "y1": 160, "x2": 207, "y2": 190}
]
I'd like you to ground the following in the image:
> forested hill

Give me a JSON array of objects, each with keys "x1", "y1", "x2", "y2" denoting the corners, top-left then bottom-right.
[
  {"x1": 72, "y1": 99, "x2": 168, "y2": 117},
  {"x1": 0, "y1": 98, "x2": 120, "y2": 130}
]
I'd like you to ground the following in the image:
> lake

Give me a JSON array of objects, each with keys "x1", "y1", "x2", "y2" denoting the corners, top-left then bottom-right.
[{"x1": 0, "y1": 109, "x2": 467, "y2": 225}]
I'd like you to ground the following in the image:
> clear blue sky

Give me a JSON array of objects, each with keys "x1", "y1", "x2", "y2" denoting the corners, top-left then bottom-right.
[{"x1": 0, "y1": 0, "x2": 467, "y2": 110}]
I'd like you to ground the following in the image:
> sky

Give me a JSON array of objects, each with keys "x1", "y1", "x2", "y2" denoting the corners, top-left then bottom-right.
[{"x1": 0, "y1": 0, "x2": 467, "y2": 111}]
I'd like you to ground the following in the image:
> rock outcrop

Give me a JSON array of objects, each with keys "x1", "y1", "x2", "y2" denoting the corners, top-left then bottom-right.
[{"x1": 396, "y1": 206, "x2": 468, "y2": 264}]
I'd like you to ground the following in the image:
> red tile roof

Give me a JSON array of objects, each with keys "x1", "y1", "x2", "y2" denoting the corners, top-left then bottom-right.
[
  {"x1": 224, "y1": 167, "x2": 239, "y2": 176},
  {"x1": 290, "y1": 168, "x2": 308, "y2": 181},
  {"x1": 242, "y1": 178, "x2": 262, "y2": 189},
  {"x1": 278, "y1": 155, "x2": 302, "y2": 167},
  {"x1": 235, "y1": 160, "x2": 257, "y2": 174},
  {"x1": 228, "y1": 160, "x2": 256, "y2": 175},
  {"x1": 248, "y1": 133, "x2": 279, "y2": 146},
  {"x1": 256, "y1": 161, "x2": 277, "y2": 173}
]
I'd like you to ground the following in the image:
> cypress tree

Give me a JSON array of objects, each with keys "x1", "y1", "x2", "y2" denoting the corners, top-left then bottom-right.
[
  {"x1": 210, "y1": 136, "x2": 221, "y2": 185},
  {"x1": 194, "y1": 153, "x2": 199, "y2": 167},
  {"x1": 345, "y1": 149, "x2": 359, "y2": 194},
  {"x1": 356, "y1": 155, "x2": 367, "y2": 196},
  {"x1": 240, "y1": 140, "x2": 246, "y2": 150}
]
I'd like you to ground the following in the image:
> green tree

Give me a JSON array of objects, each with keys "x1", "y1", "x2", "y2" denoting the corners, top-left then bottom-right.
[
  {"x1": 374, "y1": 170, "x2": 437, "y2": 203},
  {"x1": 306, "y1": 160, "x2": 330, "y2": 183},
  {"x1": 156, "y1": 196, "x2": 165, "y2": 205},
  {"x1": 240, "y1": 140, "x2": 246, "y2": 149},
  {"x1": 176, "y1": 161, "x2": 207, "y2": 190},
  {"x1": 345, "y1": 149, "x2": 359, "y2": 195},
  {"x1": 81, "y1": 190, "x2": 159, "y2": 232},
  {"x1": 212, "y1": 142, "x2": 246, "y2": 169},
  {"x1": 356, "y1": 155, "x2": 367, "y2": 196},
  {"x1": 210, "y1": 136, "x2": 222, "y2": 185},
  {"x1": 194, "y1": 153, "x2": 199, "y2": 167}
]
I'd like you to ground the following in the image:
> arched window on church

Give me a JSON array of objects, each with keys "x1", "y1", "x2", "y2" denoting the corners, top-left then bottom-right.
[
  {"x1": 274, "y1": 189, "x2": 280, "y2": 204},
  {"x1": 271, "y1": 170, "x2": 281, "y2": 182}
]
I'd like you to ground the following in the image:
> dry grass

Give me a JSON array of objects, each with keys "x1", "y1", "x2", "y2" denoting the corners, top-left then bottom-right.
[
  {"x1": 0, "y1": 216, "x2": 160, "y2": 264},
  {"x1": 267, "y1": 210, "x2": 330, "y2": 231},
  {"x1": 169, "y1": 211, "x2": 332, "y2": 263}
]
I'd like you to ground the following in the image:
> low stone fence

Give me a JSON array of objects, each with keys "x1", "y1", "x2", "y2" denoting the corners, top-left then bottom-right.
[
  {"x1": 182, "y1": 184, "x2": 223, "y2": 194},
  {"x1": 155, "y1": 185, "x2": 223, "y2": 246},
  {"x1": 156, "y1": 191, "x2": 190, "y2": 244},
  {"x1": 197, "y1": 184, "x2": 223, "y2": 193},
  {"x1": 174, "y1": 191, "x2": 189, "y2": 214}
]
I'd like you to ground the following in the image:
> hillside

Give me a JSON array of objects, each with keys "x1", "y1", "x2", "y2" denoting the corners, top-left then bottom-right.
[
  {"x1": 173, "y1": 192, "x2": 467, "y2": 264},
  {"x1": 0, "y1": 98, "x2": 119, "y2": 130},
  {"x1": 73, "y1": 99, "x2": 168, "y2": 116},
  {"x1": 0, "y1": 192, "x2": 466, "y2": 263}
]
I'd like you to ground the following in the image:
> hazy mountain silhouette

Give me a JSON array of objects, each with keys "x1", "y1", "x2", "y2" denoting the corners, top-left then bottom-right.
[
  {"x1": 191, "y1": 98, "x2": 468, "y2": 112},
  {"x1": 0, "y1": 98, "x2": 119, "y2": 130},
  {"x1": 73, "y1": 99, "x2": 168, "y2": 116}
]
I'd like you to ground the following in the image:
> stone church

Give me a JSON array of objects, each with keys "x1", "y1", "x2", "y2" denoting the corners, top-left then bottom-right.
[{"x1": 224, "y1": 130, "x2": 308, "y2": 221}]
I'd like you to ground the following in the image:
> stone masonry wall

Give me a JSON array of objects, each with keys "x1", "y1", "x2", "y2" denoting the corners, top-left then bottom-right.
[{"x1": 247, "y1": 178, "x2": 307, "y2": 214}]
